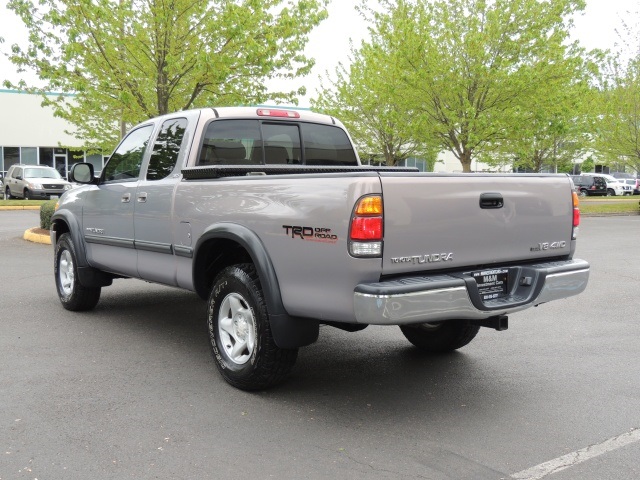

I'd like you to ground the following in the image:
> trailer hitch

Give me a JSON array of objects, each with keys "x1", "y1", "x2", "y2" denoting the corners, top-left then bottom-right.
[{"x1": 471, "y1": 315, "x2": 509, "y2": 331}]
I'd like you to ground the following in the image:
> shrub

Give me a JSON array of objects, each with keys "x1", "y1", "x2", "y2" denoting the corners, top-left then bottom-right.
[{"x1": 40, "y1": 199, "x2": 58, "y2": 230}]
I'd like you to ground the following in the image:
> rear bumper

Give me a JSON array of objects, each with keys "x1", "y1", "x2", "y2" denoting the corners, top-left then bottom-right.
[{"x1": 353, "y1": 259, "x2": 590, "y2": 325}]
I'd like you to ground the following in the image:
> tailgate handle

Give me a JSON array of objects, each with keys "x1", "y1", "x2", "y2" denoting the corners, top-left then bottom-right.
[{"x1": 480, "y1": 192, "x2": 503, "y2": 209}]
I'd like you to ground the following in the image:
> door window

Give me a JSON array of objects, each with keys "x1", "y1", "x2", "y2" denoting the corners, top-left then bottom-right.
[
  {"x1": 103, "y1": 125, "x2": 154, "y2": 183},
  {"x1": 147, "y1": 118, "x2": 188, "y2": 181}
]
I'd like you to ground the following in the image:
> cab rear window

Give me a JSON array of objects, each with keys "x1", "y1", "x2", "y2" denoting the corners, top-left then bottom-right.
[{"x1": 197, "y1": 120, "x2": 357, "y2": 167}]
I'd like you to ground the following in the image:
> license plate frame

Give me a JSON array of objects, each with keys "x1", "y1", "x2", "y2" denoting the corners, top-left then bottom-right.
[{"x1": 470, "y1": 268, "x2": 509, "y2": 301}]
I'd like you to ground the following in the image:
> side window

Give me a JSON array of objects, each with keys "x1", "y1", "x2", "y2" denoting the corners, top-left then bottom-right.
[
  {"x1": 147, "y1": 118, "x2": 187, "y2": 181},
  {"x1": 13, "y1": 167, "x2": 22, "y2": 179},
  {"x1": 300, "y1": 123, "x2": 358, "y2": 166},
  {"x1": 103, "y1": 125, "x2": 154, "y2": 183},
  {"x1": 198, "y1": 120, "x2": 261, "y2": 166}
]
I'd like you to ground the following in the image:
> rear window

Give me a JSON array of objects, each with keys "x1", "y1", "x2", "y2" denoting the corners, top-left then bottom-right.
[{"x1": 197, "y1": 120, "x2": 357, "y2": 167}]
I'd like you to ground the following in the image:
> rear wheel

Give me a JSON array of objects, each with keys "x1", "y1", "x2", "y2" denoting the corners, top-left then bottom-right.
[
  {"x1": 207, "y1": 264, "x2": 298, "y2": 390},
  {"x1": 400, "y1": 320, "x2": 480, "y2": 353},
  {"x1": 55, "y1": 233, "x2": 101, "y2": 311},
  {"x1": 4, "y1": 187, "x2": 13, "y2": 199}
]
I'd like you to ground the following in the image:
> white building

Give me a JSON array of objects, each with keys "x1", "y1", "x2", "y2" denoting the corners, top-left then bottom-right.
[{"x1": 0, "y1": 89, "x2": 105, "y2": 178}]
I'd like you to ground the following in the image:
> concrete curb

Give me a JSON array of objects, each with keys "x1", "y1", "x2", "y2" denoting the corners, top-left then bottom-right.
[
  {"x1": 24, "y1": 228, "x2": 51, "y2": 245},
  {"x1": 0, "y1": 206, "x2": 41, "y2": 210}
]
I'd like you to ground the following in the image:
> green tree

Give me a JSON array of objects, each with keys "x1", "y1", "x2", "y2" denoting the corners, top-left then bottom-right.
[
  {"x1": 371, "y1": 0, "x2": 587, "y2": 172},
  {"x1": 495, "y1": 58, "x2": 596, "y2": 173},
  {"x1": 3, "y1": 0, "x2": 328, "y2": 152},
  {"x1": 313, "y1": 32, "x2": 438, "y2": 168},
  {"x1": 594, "y1": 50, "x2": 640, "y2": 174}
]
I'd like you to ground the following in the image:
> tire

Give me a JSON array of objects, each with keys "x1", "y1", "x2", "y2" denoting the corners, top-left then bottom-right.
[
  {"x1": 606, "y1": 189, "x2": 615, "y2": 196},
  {"x1": 207, "y1": 264, "x2": 298, "y2": 390},
  {"x1": 54, "y1": 233, "x2": 101, "y2": 311},
  {"x1": 5, "y1": 187, "x2": 13, "y2": 200},
  {"x1": 24, "y1": 189, "x2": 31, "y2": 200},
  {"x1": 579, "y1": 189, "x2": 587, "y2": 197},
  {"x1": 400, "y1": 320, "x2": 480, "y2": 353}
]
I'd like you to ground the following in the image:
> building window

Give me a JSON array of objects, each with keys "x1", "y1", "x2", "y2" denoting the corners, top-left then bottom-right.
[
  {"x1": 3, "y1": 147, "x2": 20, "y2": 172},
  {"x1": 22, "y1": 147, "x2": 38, "y2": 165},
  {"x1": 39, "y1": 147, "x2": 54, "y2": 168}
]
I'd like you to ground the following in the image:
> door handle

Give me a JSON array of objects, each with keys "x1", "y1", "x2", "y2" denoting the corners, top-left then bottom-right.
[
  {"x1": 137, "y1": 192, "x2": 147, "y2": 203},
  {"x1": 121, "y1": 193, "x2": 131, "y2": 203}
]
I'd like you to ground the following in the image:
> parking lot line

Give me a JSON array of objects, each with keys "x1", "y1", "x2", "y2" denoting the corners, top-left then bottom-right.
[{"x1": 510, "y1": 428, "x2": 640, "y2": 480}]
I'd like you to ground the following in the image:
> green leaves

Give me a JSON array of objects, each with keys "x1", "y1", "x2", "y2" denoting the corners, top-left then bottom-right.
[
  {"x1": 4, "y1": 0, "x2": 328, "y2": 152},
  {"x1": 317, "y1": 0, "x2": 594, "y2": 172}
]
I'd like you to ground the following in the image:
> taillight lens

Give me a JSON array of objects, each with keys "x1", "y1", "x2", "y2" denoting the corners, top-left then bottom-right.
[
  {"x1": 350, "y1": 195, "x2": 383, "y2": 257},
  {"x1": 350, "y1": 217, "x2": 382, "y2": 240}
]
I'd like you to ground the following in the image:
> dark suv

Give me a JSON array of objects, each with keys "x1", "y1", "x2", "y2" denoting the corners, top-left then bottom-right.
[{"x1": 570, "y1": 175, "x2": 607, "y2": 197}]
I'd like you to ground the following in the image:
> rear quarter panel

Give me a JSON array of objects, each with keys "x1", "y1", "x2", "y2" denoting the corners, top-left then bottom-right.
[{"x1": 174, "y1": 173, "x2": 383, "y2": 322}]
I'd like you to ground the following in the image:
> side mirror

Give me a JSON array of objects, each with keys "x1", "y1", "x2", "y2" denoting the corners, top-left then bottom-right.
[{"x1": 69, "y1": 163, "x2": 95, "y2": 184}]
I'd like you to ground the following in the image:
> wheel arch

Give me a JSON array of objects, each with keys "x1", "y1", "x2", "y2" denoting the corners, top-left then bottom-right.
[
  {"x1": 193, "y1": 223, "x2": 318, "y2": 348},
  {"x1": 51, "y1": 210, "x2": 88, "y2": 266}
]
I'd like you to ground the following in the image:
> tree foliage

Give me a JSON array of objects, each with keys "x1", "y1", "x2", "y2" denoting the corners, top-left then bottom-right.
[
  {"x1": 4, "y1": 0, "x2": 328, "y2": 152},
  {"x1": 366, "y1": 0, "x2": 588, "y2": 172},
  {"x1": 593, "y1": 17, "x2": 640, "y2": 174},
  {"x1": 312, "y1": 20, "x2": 438, "y2": 167}
]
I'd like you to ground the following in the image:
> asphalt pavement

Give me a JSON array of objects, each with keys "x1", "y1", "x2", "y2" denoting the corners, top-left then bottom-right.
[{"x1": 1, "y1": 210, "x2": 639, "y2": 480}]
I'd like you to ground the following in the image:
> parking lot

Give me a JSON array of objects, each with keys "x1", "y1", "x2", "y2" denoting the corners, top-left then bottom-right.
[{"x1": 1, "y1": 210, "x2": 639, "y2": 480}]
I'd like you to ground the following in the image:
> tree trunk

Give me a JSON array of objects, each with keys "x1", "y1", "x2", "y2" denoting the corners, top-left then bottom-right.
[{"x1": 460, "y1": 149, "x2": 473, "y2": 172}]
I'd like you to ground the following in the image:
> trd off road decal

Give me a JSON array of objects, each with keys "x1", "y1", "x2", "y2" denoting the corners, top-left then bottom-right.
[{"x1": 282, "y1": 225, "x2": 338, "y2": 244}]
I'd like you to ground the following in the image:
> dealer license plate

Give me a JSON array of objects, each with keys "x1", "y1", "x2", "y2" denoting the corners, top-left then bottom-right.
[{"x1": 470, "y1": 268, "x2": 508, "y2": 301}]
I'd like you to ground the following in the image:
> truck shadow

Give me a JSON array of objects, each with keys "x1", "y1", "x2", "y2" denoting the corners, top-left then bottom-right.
[{"x1": 81, "y1": 281, "x2": 525, "y2": 425}]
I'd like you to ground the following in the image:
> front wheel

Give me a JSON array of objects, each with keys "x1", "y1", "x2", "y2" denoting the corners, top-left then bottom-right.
[
  {"x1": 207, "y1": 264, "x2": 298, "y2": 390},
  {"x1": 4, "y1": 187, "x2": 13, "y2": 200},
  {"x1": 55, "y1": 233, "x2": 101, "y2": 311},
  {"x1": 606, "y1": 189, "x2": 615, "y2": 196},
  {"x1": 23, "y1": 189, "x2": 31, "y2": 200},
  {"x1": 400, "y1": 320, "x2": 480, "y2": 353}
]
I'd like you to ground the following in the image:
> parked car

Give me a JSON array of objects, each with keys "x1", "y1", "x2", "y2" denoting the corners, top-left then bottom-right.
[
  {"x1": 619, "y1": 178, "x2": 640, "y2": 195},
  {"x1": 570, "y1": 175, "x2": 607, "y2": 196},
  {"x1": 581, "y1": 173, "x2": 631, "y2": 196},
  {"x1": 3, "y1": 165, "x2": 73, "y2": 200}
]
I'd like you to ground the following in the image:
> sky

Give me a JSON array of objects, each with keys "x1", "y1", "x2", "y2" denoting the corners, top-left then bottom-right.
[{"x1": 0, "y1": 0, "x2": 639, "y2": 108}]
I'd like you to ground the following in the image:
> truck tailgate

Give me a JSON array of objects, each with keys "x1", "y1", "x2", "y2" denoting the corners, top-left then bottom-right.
[{"x1": 380, "y1": 174, "x2": 575, "y2": 275}]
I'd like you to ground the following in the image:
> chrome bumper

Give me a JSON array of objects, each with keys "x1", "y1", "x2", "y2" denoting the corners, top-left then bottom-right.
[{"x1": 353, "y1": 259, "x2": 590, "y2": 325}]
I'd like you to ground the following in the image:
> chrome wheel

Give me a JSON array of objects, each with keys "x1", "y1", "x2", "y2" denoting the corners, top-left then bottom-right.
[
  {"x1": 58, "y1": 249, "x2": 75, "y2": 297},
  {"x1": 218, "y1": 292, "x2": 256, "y2": 365}
]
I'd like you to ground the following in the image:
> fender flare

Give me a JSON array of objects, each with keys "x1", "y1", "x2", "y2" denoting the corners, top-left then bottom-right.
[
  {"x1": 194, "y1": 223, "x2": 318, "y2": 348},
  {"x1": 51, "y1": 209, "x2": 88, "y2": 266},
  {"x1": 51, "y1": 210, "x2": 113, "y2": 288}
]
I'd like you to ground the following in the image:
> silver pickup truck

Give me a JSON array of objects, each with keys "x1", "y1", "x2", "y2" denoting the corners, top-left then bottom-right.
[{"x1": 51, "y1": 107, "x2": 590, "y2": 390}]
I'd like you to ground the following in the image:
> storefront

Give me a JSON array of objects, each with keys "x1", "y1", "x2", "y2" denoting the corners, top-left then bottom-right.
[{"x1": 0, "y1": 89, "x2": 106, "y2": 178}]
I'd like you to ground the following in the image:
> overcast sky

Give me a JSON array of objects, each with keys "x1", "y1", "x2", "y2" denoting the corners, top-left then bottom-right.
[{"x1": 1, "y1": 0, "x2": 638, "y2": 107}]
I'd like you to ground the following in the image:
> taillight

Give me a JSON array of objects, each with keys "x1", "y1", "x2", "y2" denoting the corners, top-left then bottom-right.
[
  {"x1": 572, "y1": 191, "x2": 580, "y2": 239},
  {"x1": 349, "y1": 195, "x2": 383, "y2": 257}
]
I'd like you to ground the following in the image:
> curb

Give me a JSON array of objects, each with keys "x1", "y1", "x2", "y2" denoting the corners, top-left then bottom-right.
[
  {"x1": 0, "y1": 206, "x2": 41, "y2": 210},
  {"x1": 23, "y1": 228, "x2": 51, "y2": 245}
]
